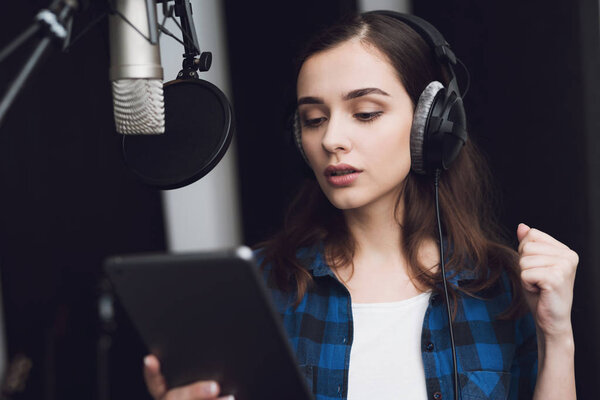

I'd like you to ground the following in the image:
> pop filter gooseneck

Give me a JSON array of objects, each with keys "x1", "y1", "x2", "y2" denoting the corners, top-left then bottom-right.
[{"x1": 122, "y1": 78, "x2": 234, "y2": 190}]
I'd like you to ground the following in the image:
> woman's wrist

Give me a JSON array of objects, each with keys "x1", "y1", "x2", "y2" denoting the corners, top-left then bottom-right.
[
  {"x1": 533, "y1": 327, "x2": 576, "y2": 400},
  {"x1": 537, "y1": 325, "x2": 575, "y2": 351},
  {"x1": 535, "y1": 325, "x2": 574, "y2": 370}
]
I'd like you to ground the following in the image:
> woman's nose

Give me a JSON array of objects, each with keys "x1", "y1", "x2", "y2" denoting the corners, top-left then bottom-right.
[{"x1": 321, "y1": 115, "x2": 352, "y2": 154}]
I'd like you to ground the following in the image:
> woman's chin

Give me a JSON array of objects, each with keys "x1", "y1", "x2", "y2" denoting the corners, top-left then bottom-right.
[
  {"x1": 322, "y1": 186, "x2": 405, "y2": 213},
  {"x1": 324, "y1": 193, "x2": 367, "y2": 211}
]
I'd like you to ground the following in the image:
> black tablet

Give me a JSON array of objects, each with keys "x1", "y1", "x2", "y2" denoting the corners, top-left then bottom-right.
[{"x1": 104, "y1": 246, "x2": 313, "y2": 400}]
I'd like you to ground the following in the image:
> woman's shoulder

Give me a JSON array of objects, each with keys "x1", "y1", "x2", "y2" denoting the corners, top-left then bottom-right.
[
  {"x1": 252, "y1": 243, "x2": 325, "y2": 273},
  {"x1": 251, "y1": 247, "x2": 276, "y2": 286},
  {"x1": 251, "y1": 246, "x2": 305, "y2": 311},
  {"x1": 252, "y1": 247, "x2": 268, "y2": 269}
]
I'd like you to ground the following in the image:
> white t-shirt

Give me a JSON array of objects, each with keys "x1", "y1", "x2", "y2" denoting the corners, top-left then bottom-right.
[{"x1": 347, "y1": 291, "x2": 431, "y2": 400}]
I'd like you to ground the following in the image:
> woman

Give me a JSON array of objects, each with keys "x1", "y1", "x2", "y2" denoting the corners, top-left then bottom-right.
[{"x1": 144, "y1": 11, "x2": 577, "y2": 400}]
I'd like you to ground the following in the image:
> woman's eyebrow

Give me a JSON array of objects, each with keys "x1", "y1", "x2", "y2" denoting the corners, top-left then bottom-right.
[
  {"x1": 344, "y1": 87, "x2": 390, "y2": 100},
  {"x1": 297, "y1": 96, "x2": 324, "y2": 106},
  {"x1": 297, "y1": 87, "x2": 390, "y2": 106}
]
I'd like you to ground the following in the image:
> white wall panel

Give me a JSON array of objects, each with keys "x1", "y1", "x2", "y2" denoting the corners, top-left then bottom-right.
[{"x1": 157, "y1": 1, "x2": 241, "y2": 252}]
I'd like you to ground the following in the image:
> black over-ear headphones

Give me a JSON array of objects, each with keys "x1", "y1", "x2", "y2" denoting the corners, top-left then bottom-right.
[{"x1": 293, "y1": 10, "x2": 468, "y2": 176}]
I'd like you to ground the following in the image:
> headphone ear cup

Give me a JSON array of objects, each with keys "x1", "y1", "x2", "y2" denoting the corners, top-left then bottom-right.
[
  {"x1": 292, "y1": 111, "x2": 309, "y2": 164},
  {"x1": 291, "y1": 111, "x2": 316, "y2": 179},
  {"x1": 410, "y1": 81, "x2": 444, "y2": 175},
  {"x1": 439, "y1": 95, "x2": 467, "y2": 170}
]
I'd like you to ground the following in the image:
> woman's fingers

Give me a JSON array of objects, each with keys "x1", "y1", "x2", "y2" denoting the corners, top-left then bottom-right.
[
  {"x1": 519, "y1": 239, "x2": 569, "y2": 256},
  {"x1": 520, "y1": 263, "x2": 573, "y2": 292},
  {"x1": 163, "y1": 380, "x2": 222, "y2": 400},
  {"x1": 517, "y1": 224, "x2": 569, "y2": 254},
  {"x1": 516, "y1": 223, "x2": 579, "y2": 339},
  {"x1": 144, "y1": 355, "x2": 168, "y2": 400},
  {"x1": 516, "y1": 222, "x2": 530, "y2": 243},
  {"x1": 518, "y1": 231, "x2": 579, "y2": 274},
  {"x1": 519, "y1": 254, "x2": 572, "y2": 270},
  {"x1": 143, "y1": 355, "x2": 231, "y2": 400}
]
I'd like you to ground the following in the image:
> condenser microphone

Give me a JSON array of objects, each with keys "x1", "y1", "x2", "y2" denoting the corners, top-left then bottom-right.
[{"x1": 108, "y1": 0, "x2": 165, "y2": 134}]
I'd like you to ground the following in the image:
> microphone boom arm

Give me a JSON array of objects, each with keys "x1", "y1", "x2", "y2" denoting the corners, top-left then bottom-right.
[{"x1": 0, "y1": 0, "x2": 79, "y2": 129}]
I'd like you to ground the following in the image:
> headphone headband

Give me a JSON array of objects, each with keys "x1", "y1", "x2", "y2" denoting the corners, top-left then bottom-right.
[
  {"x1": 364, "y1": 11, "x2": 457, "y2": 66},
  {"x1": 364, "y1": 10, "x2": 462, "y2": 96}
]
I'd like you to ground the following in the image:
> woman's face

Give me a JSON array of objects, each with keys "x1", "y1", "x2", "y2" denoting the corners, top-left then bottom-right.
[{"x1": 297, "y1": 39, "x2": 414, "y2": 212}]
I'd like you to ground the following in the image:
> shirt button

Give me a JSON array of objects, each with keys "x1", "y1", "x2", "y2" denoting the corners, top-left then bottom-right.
[
  {"x1": 433, "y1": 391, "x2": 442, "y2": 399},
  {"x1": 342, "y1": 337, "x2": 347, "y2": 344},
  {"x1": 425, "y1": 342, "x2": 434, "y2": 352}
]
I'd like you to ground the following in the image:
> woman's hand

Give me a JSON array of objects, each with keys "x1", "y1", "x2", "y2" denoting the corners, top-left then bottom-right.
[
  {"x1": 517, "y1": 223, "x2": 578, "y2": 340},
  {"x1": 143, "y1": 355, "x2": 234, "y2": 400}
]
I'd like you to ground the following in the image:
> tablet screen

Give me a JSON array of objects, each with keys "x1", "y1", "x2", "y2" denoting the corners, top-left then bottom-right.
[{"x1": 105, "y1": 247, "x2": 313, "y2": 400}]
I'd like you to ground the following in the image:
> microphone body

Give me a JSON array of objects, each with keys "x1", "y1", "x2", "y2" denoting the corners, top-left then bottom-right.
[{"x1": 109, "y1": 0, "x2": 165, "y2": 134}]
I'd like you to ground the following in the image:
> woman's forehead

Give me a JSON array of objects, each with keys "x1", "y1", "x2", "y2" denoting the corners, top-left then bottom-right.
[{"x1": 297, "y1": 40, "x2": 401, "y2": 99}]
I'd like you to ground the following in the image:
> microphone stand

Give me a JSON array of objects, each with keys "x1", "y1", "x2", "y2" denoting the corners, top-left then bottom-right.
[
  {"x1": 0, "y1": 0, "x2": 78, "y2": 129},
  {"x1": 96, "y1": 279, "x2": 116, "y2": 400},
  {"x1": 166, "y1": 0, "x2": 212, "y2": 79}
]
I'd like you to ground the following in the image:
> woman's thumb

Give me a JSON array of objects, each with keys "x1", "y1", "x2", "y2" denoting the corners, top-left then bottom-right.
[{"x1": 143, "y1": 355, "x2": 168, "y2": 400}]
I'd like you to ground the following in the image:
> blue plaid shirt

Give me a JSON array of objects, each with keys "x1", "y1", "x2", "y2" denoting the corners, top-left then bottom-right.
[{"x1": 257, "y1": 245, "x2": 538, "y2": 400}]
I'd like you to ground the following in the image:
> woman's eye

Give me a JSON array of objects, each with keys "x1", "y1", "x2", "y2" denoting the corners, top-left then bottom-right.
[
  {"x1": 303, "y1": 117, "x2": 327, "y2": 128},
  {"x1": 354, "y1": 111, "x2": 383, "y2": 122}
]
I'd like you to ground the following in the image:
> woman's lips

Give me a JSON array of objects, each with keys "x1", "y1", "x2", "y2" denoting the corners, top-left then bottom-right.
[
  {"x1": 324, "y1": 164, "x2": 362, "y2": 187},
  {"x1": 326, "y1": 172, "x2": 362, "y2": 186}
]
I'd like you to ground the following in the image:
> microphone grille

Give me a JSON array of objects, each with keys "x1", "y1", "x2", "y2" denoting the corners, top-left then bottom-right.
[{"x1": 112, "y1": 79, "x2": 165, "y2": 134}]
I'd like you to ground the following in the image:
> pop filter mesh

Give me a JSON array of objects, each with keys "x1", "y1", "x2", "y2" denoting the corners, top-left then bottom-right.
[{"x1": 122, "y1": 79, "x2": 233, "y2": 189}]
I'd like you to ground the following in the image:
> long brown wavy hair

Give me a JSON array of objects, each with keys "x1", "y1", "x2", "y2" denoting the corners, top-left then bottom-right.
[{"x1": 257, "y1": 12, "x2": 525, "y2": 319}]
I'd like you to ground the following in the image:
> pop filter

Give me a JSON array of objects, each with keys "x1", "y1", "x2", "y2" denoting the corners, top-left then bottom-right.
[{"x1": 122, "y1": 78, "x2": 234, "y2": 190}]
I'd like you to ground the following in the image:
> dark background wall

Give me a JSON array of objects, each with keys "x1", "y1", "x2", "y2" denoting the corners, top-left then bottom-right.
[
  {"x1": 0, "y1": 1, "x2": 166, "y2": 399},
  {"x1": 0, "y1": 0, "x2": 597, "y2": 398}
]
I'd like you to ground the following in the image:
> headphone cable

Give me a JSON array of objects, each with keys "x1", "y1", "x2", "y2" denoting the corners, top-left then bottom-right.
[{"x1": 434, "y1": 168, "x2": 460, "y2": 400}]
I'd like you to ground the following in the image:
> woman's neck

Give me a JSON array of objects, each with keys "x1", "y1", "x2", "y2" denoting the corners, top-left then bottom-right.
[
  {"x1": 337, "y1": 197, "x2": 426, "y2": 302},
  {"x1": 342, "y1": 191, "x2": 406, "y2": 269},
  {"x1": 335, "y1": 193, "x2": 438, "y2": 302}
]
